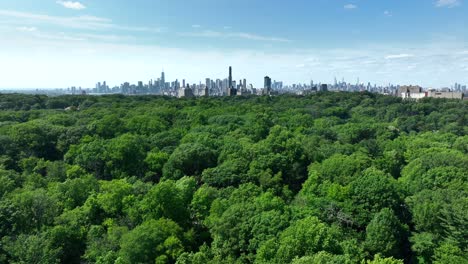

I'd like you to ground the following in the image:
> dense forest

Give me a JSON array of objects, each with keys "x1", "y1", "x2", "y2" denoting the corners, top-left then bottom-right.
[{"x1": 0, "y1": 92, "x2": 466, "y2": 264}]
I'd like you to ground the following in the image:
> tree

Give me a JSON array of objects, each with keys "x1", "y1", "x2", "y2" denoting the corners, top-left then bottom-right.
[
  {"x1": 207, "y1": 184, "x2": 290, "y2": 262},
  {"x1": 65, "y1": 137, "x2": 109, "y2": 179},
  {"x1": 364, "y1": 209, "x2": 408, "y2": 259},
  {"x1": 117, "y1": 219, "x2": 184, "y2": 264},
  {"x1": 88, "y1": 114, "x2": 125, "y2": 139},
  {"x1": 10, "y1": 188, "x2": 59, "y2": 232},
  {"x1": 96, "y1": 179, "x2": 133, "y2": 217},
  {"x1": 2, "y1": 233, "x2": 61, "y2": 264},
  {"x1": 432, "y1": 242, "x2": 468, "y2": 264},
  {"x1": 364, "y1": 254, "x2": 404, "y2": 264},
  {"x1": 312, "y1": 153, "x2": 371, "y2": 186},
  {"x1": 9, "y1": 120, "x2": 62, "y2": 160},
  {"x1": 140, "y1": 179, "x2": 191, "y2": 226},
  {"x1": 144, "y1": 149, "x2": 170, "y2": 181},
  {"x1": 50, "y1": 174, "x2": 98, "y2": 210},
  {"x1": 346, "y1": 168, "x2": 403, "y2": 226},
  {"x1": 256, "y1": 217, "x2": 342, "y2": 264},
  {"x1": 163, "y1": 143, "x2": 217, "y2": 180},
  {"x1": 105, "y1": 133, "x2": 149, "y2": 178}
]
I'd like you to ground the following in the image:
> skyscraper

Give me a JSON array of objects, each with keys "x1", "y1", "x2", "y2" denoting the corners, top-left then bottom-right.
[
  {"x1": 264, "y1": 76, "x2": 272, "y2": 95},
  {"x1": 228, "y1": 66, "x2": 233, "y2": 88},
  {"x1": 320, "y1": 84, "x2": 328, "y2": 92},
  {"x1": 161, "y1": 70, "x2": 165, "y2": 89},
  {"x1": 264, "y1": 76, "x2": 272, "y2": 90},
  {"x1": 204, "y1": 84, "x2": 209, "y2": 97}
]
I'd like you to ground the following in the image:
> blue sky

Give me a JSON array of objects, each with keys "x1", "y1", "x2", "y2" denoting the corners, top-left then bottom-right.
[{"x1": 0, "y1": 0, "x2": 467, "y2": 88}]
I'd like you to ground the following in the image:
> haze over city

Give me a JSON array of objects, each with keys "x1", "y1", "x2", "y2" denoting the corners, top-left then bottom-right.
[{"x1": 1, "y1": 0, "x2": 468, "y2": 89}]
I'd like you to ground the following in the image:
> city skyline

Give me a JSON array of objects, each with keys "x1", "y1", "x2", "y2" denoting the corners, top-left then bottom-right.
[
  {"x1": 40, "y1": 66, "x2": 467, "y2": 98},
  {"x1": 1, "y1": 0, "x2": 468, "y2": 89}
]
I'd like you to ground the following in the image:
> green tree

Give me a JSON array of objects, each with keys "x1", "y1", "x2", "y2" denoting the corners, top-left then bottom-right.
[
  {"x1": 140, "y1": 179, "x2": 191, "y2": 226},
  {"x1": 364, "y1": 209, "x2": 408, "y2": 259},
  {"x1": 117, "y1": 218, "x2": 184, "y2": 264},
  {"x1": 256, "y1": 216, "x2": 342, "y2": 264},
  {"x1": 163, "y1": 143, "x2": 217, "y2": 180},
  {"x1": 346, "y1": 168, "x2": 403, "y2": 226},
  {"x1": 2, "y1": 233, "x2": 61, "y2": 264}
]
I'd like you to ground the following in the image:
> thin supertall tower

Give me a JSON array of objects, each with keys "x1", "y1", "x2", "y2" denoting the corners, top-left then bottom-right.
[{"x1": 228, "y1": 66, "x2": 233, "y2": 88}]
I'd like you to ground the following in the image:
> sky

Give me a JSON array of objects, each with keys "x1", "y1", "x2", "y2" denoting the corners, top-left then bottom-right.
[{"x1": 0, "y1": 0, "x2": 468, "y2": 89}]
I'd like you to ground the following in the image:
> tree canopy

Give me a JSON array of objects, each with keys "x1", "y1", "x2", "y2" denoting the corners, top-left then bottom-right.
[{"x1": 0, "y1": 92, "x2": 466, "y2": 263}]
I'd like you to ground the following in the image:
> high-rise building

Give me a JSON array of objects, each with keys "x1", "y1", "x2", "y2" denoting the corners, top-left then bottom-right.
[
  {"x1": 228, "y1": 66, "x2": 233, "y2": 88},
  {"x1": 264, "y1": 76, "x2": 272, "y2": 95},
  {"x1": 264, "y1": 76, "x2": 272, "y2": 90},
  {"x1": 206, "y1": 78, "x2": 211, "y2": 90},
  {"x1": 204, "y1": 85, "x2": 209, "y2": 97},
  {"x1": 138, "y1": 81, "x2": 143, "y2": 92}
]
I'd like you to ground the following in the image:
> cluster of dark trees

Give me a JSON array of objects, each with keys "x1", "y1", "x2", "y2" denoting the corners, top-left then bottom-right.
[{"x1": 0, "y1": 92, "x2": 466, "y2": 264}]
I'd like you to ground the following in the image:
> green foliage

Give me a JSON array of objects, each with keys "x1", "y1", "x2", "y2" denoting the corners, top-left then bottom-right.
[
  {"x1": 432, "y1": 242, "x2": 468, "y2": 264},
  {"x1": 2, "y1": 233, "x2": 61, "y2": 264},
  {"x1": 364, "y1": 208, "x2": 408, "y2": 259},
  {"x1": 256, "y1": 216, "x2": 342, "y2": 264},
  {"x1": 347, "y1": 168, "x2": 404, "y2": 226},
  {"x1": 163, "y1": 143, "x2": 217, "y2": 180},
  {"x1": 140, "y1": 178, "x2": 193, "y2": 226},
  {"x1": 207, "y1": 184, "x2": 290, "y2": 262},
  {"x1": 364, "y1": 254, "x2": 404, "y2": 264},
  {"x1": 117, "y1": 218, "x2": 184, "y2": 264},
  {"x1": 0, "y1": 93, "x2": 466, "y2": 264}
]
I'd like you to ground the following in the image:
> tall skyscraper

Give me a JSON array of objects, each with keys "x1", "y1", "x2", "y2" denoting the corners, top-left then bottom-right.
[
  {"x1": 320, "y1": 84, "x2": 328, "y2": 92},
  {"x1": 160, "y1": 70, "x2": 165, "y2": 89},
  {"x1": 228, "y1": 66, "x2": 233, "y2": 88},
  {"x1": 264, "y1": 76, "x2": 272, "y2": 95},
  {"x1": 264, "y1": 76, "x2": 272, "y2": 90},
  {"x1": 204, "y1": 84, "x2": 209, "y2": 97}
]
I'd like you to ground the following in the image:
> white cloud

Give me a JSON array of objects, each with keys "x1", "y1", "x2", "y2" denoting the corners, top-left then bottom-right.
[
  {"x1": 344, "y1": 4, "x2": 358, "y2": 9},
  {"x1": 0, "y1": 38, "x2": 466, "y2": 89},
  {"x1": 56, "y1": 1, "x2": 86, "y2": 10},
  {"x1": 0, "y1": 12, "x2": 467, "y2": 89},
  {"x1": 435, "y1": 0, "x2": 461, "y2": 8},
  {"x1": 0, "y1": 10, "x2": 162, "y2": 32},
  {"x1": 16, "y1": 26, "x2": 37, "y2": 32},
  {"x1": 192, "y1": 24, "x2": 201, "y2": 28},
  {"x1": 234, "y1": 32, "x2": 291, "y2": 42},
  {"x1": 385, "y1": 54, "x2": 415, "y2": 59},
  {"x1": 179, "y1": 30, "x2": 291, "y2": 42}
]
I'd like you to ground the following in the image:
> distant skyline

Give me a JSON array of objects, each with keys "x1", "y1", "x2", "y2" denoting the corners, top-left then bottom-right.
[{"x1": 0, "y1": 0, "x2": 468, "y2": 89}]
